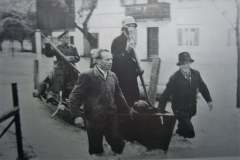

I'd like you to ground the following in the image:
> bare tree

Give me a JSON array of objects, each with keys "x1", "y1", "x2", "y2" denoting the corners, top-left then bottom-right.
[
  {"x1": 211, "y1": 0, "x2": 240, "y2": 108},
  {"x1": 75, "y1": 0, "x2": 98, "y2": 50}
]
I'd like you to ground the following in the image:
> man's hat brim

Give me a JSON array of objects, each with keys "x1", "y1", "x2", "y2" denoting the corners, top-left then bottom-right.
[{"x1": 176, "y1": 59, "x2": 194, "y2": 66}]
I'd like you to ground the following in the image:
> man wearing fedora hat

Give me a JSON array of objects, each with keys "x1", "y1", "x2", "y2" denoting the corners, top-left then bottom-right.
[{"x1": 158, "y1": 51, "x2": 213, "y2": 139}]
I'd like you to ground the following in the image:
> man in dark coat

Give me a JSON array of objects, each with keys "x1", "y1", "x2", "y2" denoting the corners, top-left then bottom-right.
[
  {"x1": 158, "y1": 52, "x2": 213, "y2": 139},
  {"x1": 111, "y1": 16, "x2": 142, "y2": 108},
  {"x1": 35, "y1": 34, "x2": 80, "y2": 104},
  {"x1": 69, "y1": 49, "x2": 135, "y2": 157}
]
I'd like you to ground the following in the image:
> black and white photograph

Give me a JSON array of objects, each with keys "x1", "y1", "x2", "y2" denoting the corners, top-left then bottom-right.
[{"x1": 0, "y1": 0, "x2": 240, "y2": 160}]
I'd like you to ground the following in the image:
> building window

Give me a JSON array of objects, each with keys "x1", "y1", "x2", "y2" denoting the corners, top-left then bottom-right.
[
  {"x1": 147, "y1": 27, "x2": 159, "y2": 58},
  {"x1": 227, "y1": 28, "x2": 235, "y2": 46},
  {"x1": 178, "y1": 28, "x2": 183, "y2": 46},
  {"x1": 177, "y1": 27, "x2": 199, "y2": 46},
  {"x1": 70, "y1": 36, "x2": 74, "y2": 45}
]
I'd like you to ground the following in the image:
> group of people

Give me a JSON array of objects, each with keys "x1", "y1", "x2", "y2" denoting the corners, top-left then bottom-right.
[{"x1": 34, "y1": 16, "x2": 213, "y2": 159}]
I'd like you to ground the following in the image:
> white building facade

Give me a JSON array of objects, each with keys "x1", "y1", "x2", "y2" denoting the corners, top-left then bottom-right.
[
  {"x1": 52, "y1": 0, "x2": 237, "y2": 85},
  {"x1": 60, "y1": 0, "x2": 237, "y2": 64}
]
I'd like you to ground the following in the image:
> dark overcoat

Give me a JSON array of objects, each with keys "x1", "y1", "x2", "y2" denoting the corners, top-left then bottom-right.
[
  {"x1": 111, "y1": 33, "x2": 140, "y2": 107},
  {"x1": 69, "y1": 67, "x2": 131, "y2": 154},
  {"x1": 159, "y1": 69, "x2": 212, "y2": 117},
  {"x1": 69, "y1": 67, "x2": 130, "y2": 121}
]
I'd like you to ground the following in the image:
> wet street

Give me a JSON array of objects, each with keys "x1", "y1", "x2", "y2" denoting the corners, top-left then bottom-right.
[{"x1": 0, "y1": 52, "x2": 240, "y2": 160}]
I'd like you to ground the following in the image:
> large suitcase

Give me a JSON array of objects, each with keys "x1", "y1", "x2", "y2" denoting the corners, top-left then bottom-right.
[{"x1": 119, "y1": 112, "x2": 176, "y2": 152}]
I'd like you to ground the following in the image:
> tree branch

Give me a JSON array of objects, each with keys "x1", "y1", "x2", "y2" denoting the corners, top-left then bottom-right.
[
  {"x1": 75, "y1": 0, "x2": 98, "y2": 48},
  {"x1": 74, "y1": 22, "x2": 85, "y2": 34},
  {"x1": 74, "y1": 22, "x2": 97, "y2": 48},
  {"x1": 83, "y1": 6, "x2": 95, "y2": 27}
]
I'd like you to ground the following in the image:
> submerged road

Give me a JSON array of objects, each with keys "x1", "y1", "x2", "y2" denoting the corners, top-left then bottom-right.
[{"x1": 0, "y1": 53, "x2": 239, "y2": 160}]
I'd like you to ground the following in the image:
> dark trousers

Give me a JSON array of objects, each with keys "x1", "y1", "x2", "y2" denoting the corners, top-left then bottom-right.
[
  {"x1": 176, "y1": 116, "x2": 195, "y2": 138},
  {"x1": 86, "y1": 113, "x2": 125, "y2": 155}
]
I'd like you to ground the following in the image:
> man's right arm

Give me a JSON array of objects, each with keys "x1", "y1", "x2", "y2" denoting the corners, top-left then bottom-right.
[{"x1": 69, "y1": 73, "x2": 89, "y2": 117}]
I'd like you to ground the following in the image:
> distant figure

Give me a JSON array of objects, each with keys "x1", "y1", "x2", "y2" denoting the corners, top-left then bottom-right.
[
  {"x1": 158, "y1": 52, "x2": 213, "y2": 139},
  {"x1": 69, "y1": 49, "x2": 136, "y2": 158},
  {"x1": 34, "y1": 33, "x2": 80, "y2": 104},
  {"x1": 111, "y1": 16, "x2": 143, "y2": 108}
]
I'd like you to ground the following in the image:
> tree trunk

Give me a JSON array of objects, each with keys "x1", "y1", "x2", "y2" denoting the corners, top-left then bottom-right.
[
  {"x1": 76, "y1": 1, "x2": 97, "y2": 66},
  {"x1": 236, "y1": 0, "x2": 240, "y2": 108},
  {"x1": 11, "y1": 40, "x2": 14, "y2": 57}
]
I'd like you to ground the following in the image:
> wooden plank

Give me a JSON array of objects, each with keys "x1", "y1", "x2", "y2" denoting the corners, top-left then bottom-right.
[{"x1": 148, "y1": 57, "x2": 161, "y2": 106}]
